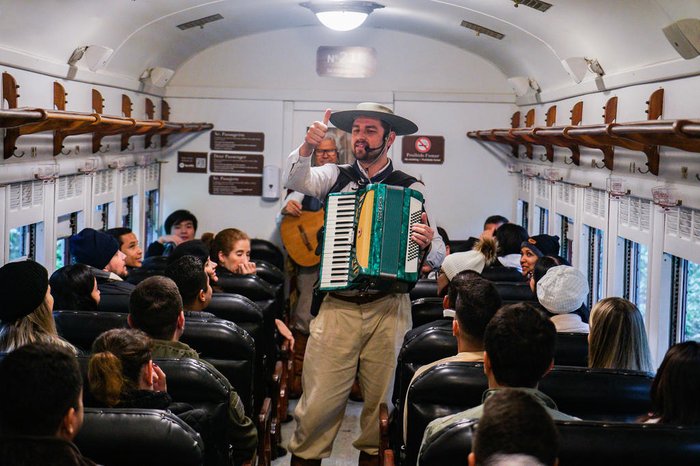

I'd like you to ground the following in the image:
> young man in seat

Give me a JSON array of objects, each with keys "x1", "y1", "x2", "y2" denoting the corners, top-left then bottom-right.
[
  {"x1": 420, "y1": 303, "x2": 577, "y2": 456},
  {"x1": 127, "y1": 275, "x2": 257, "y2": 464}
]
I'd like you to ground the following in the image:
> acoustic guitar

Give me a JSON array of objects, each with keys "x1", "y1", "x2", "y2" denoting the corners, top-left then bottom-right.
[{"x1": 280, "y1": 209, "x2": 325, "y2": 267}]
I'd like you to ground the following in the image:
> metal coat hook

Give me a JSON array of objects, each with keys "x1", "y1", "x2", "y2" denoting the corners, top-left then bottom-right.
[
  {"x1": 539, "y1": 154, "x2": 548, "y2": 162},
  {"x1": 592, "y1": 160, "x2": 606, "y2": 169},
  {"x1": 695, "y1": 173, "x2": 700, "y2": 182},
  {"x1": 564, "y1": 155, "x2": 575, "y2": 165},
  {"x1": 99, "y1": 143, "x2": 110, "y2": 154},
  {"x1": 127, "y1": 142, "x2": 134, "y2": 151},
  {"x1": 60, "y1": 146, "x2": 71, "y2": 155},
  {"x1": 637, "y1": 165, "x2": 650, "y2": 175},
  {"x1": 12, "y1": 147, "x2": 25, "y2": 158}
]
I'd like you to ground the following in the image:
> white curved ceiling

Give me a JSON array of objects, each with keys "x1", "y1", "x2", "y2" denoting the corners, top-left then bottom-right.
[{"x1": 0, "y1": 0, "x2": 697, "y2": 94}]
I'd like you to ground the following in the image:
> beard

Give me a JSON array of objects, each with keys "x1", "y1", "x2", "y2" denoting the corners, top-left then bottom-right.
[{"x1": 353, "y1": 140, "x2": 384, "y2": 164}]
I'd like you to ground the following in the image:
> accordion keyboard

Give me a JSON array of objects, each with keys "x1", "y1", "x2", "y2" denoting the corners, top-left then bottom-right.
[{"x1": 320, "y1": 192, "x2": 357, "y2": 289}]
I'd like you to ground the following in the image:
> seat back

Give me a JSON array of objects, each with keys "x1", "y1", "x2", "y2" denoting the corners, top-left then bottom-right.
[
  {"x1": 418, "y1": 419, "x2": 700, "y2": 466},
  {"x1": 126, "y1": 255, "x2": 169, "y2": 285},
  {"x1": 253, "y1": 259, "x2": 285, "y2": 287},
  {"x1": 75, "y1": 408, "x2": 205, "y2": 466},
  {"x1": 539, "y1": 366, "x2": 653, "y2": 421},
  {"x1": 96, "y1": 290, "x2": 131, "y2": 313},
  {"x1": 405, "y1": 362, "x2": 486, "y2": 466},
  {"x1": 180, "y1": 317, "x2": 256, "y2": 415},
  {"x1": 480, "y1": 265, "x2": 526, "y2": 282},
  {"x1": 491, "y1": 280, "x2": 537, "y2": 304},
  {"x1": 409, "y1": 279, "x2": 438, "y2": 301},
  {"x1": 54, "y1": 310, "x2": 128, "y2": 352},
  {"x1": 554, "y1": 333, "x2": 589, "y2": 367},
  {"x1": 250, "y1": 238, "x2": 284, "y2": 270},
  {"x1": 411, "y1": 297, "x2": 448, "y2": 328}
]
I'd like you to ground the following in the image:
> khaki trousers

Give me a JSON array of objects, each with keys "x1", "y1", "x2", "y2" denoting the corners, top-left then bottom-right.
[{"x1": 288, "y1": 293, "x2": 411, "y2": 459}]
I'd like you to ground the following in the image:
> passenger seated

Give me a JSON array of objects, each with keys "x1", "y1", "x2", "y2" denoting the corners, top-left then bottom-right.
[
  {"x1": 127, "y1": 275, "x2": 257, "y2": 463},
  {"x1": 69, "y1": 228, "x2": 135, "y2": 305},
  {"x1": 536, "y1": 265, "x2": 590, "y2": 333},
  {"x1": 50, "y1": 264, "x2": 100, "y2": 312},
  {"x1": 458, "y1": 215, "x2": 509, "y2": 253},
  {"x1": 519, "y1": 234, "x2": 560, "y2": 279},
  {"x1": 468, "y1": 389, "x2": 559, "y2": 466},
  {"x1": 107, "y1": 227, "x2": 144, "y2": 275},
  {"x1": 588, "y1": 297, "x2": 653, "y2": 373},
  {"x1": 165, "y1": 255, "x2": 215, "y2": 318},
  {"x1": 437, "y1": 237, "x2": 497, "y2": 297},
  {"x1": 641, "y1": 341, "x2": 700, "y2": 425},
  {"x1": 405, "y1": 270, "x2": 502, "y2": 441},
  {"x1": 145, "y1": 209, "x2": 198, "y2": 258},
  {"x1": 0, "y1": 260, "x2": 76, "y2": 354},
  {"x1": 481, "y1": 224, "x2": 529, "y2": 282},
  {"x1": 0, "y1": 342, "x2": 96, "y2": 466},
  {"x1": 420, "y1": 303, "x2": 576, "y2": 456},
  {"x1": 211, "y1": 227, "x2": 294, "y2": 348},
  {"x1": 167, "y1": 239, "x2": 219, "y2": 284},
  {"x1": 89, "y1": 328, "x2": 209, "y2": 433}
]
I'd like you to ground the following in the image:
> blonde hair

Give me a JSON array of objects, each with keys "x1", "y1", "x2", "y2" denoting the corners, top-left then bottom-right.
[
  {"x1": 210, "y1": 228, "x2": 249, "y2": 264},
  {"x1": 88, "y1": 328, "x2": 152, "y2": 407},
  {"x1": 588, "y1": 297, "x2": 653, "y2": 373},
  {"x1": 0, "y1": 297, "x2": 76, "y2": 354}
]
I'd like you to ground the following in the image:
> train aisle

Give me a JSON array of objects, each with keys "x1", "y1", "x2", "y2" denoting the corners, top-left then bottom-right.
[{"x1": 274, "y1": 399, "x2": 364, "y2": 466}]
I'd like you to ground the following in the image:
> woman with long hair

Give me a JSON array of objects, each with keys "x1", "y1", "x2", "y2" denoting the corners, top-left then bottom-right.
[
  {"x1": 50, "y1": 264, "x2": 100, "y2": 312},
  {"x1": 641, "y1": 341, "x2": 700, "y2": 425},
  {"x1": 588, "y1": 297, "x2": 654, "y2": 373},
  {"x1": 210, "y1": 228, "x2": 256, "y2": 275},
  {"x1": 0, "y1": 260, "x2": 77, "y2": 354}
]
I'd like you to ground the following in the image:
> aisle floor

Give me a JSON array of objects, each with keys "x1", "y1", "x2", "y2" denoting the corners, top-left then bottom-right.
[{"x1": 272, "y1": 399, "x2": 364, "y2": 466}]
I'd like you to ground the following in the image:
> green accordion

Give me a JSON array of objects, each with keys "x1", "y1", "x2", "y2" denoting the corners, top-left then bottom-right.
[{"x1": 319, "y1": 183, "x2": 424, "y2": 293}]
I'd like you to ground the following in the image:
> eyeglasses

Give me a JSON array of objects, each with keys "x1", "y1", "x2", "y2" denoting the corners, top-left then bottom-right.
[{"x1": 316, "y1": 149, "x2": 337, "y2": 155}]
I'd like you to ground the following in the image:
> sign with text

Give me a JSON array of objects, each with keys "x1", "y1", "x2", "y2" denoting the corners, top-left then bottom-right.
[
  {"x1": 401, "y1": 135, "x2": 445, "y2": 164},
  {"x1": 209, "y1": 175, "x2": 262, "y2": 196},
  {"x1": 210, "y1": 131, "x2": 265, "y2": 152},
  {"x1": 316, "y1": 46, "x2": 377, "y2": 78},
  {"x1": 177, "y1": 151, "x2": 208, "y2": 173},
  {"x1": 210, "y1": 153, "x2": 264, "y2": 174}
]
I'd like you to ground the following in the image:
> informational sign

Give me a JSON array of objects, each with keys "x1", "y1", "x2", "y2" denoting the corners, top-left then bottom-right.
[
  {"x1": 209, "y1": 175, "x2": 262, "y2": 196},
  {"x1": 316, "y1": 46, "x2": 377, "y2": 78},
  {"x1": 210, "y1": 131, "x2": 265, "y2": 152},
  {"x1": 177, "y1": 152, "x2": 208, "y2": 173},
  {"x1": 401, "y1": 136, "x2": 445, "y2": 164},
  {"x1": 210, "y1": 153, "x2": 264, "y2": 174}
]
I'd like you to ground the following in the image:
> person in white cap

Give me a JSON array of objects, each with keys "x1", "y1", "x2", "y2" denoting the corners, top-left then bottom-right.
[
  {"x1": 437, "y1": 238, "x2": 497, "y2": 296},
  {"x1": 536, "y1": 265, "x2": 590, "y2": 333},
  {"x1": 283, "y1": 103, "x2": 445, "y2": 466}
]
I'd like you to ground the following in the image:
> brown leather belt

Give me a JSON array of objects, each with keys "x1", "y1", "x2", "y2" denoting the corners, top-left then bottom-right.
[{"x1": 329, "y1": 292, "x2": 390, "y2": 305}]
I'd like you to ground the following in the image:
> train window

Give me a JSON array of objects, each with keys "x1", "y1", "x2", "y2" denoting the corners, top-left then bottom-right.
[
  {"x1": 9, "y1": 222, "x2": 44, "y2": 262},
  {"x1": 621, "y1": 239, "x2": 648, "y2": 316},
  {"x1": 537, "y1": 206, "x2": 549, "y2": 235},
  {"x1": 558, "y1": 214, "x2": 574, "y2": 263},
  {"x1": 121, "y1": 195, "x2": 137, "y2": 229},
  {"x1": 517, "y1": 199, "x2": 529, "y2": 232},
  {"x1": 670, "y1": 256, "x2": 700, "y2": 343},
  {"x1": 145, "y1": 189, "x2": 160, "y2": 245},
  {"x1": 95, "y1": 202, "x2": 115, "y2": 231},
  {"x1": 55, "y1": 212, "x2": 81, "y2": 268},
  {"x1": 585, "y1": 225, "x2": 605, "y2": 308}
]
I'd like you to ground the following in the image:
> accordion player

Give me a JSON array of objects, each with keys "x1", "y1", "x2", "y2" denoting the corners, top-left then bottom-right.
[{"x1": 319, "y1": 183, "x2": 424, "y2": 293}]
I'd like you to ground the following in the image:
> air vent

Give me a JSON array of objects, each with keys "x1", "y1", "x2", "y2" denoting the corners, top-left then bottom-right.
[
  {"x1": 513, "y1": 0, "x2": 553, "y2": 12},
  {"x1": 177, "y1": 13, "x2": 224, "y2": 31},
  {"x1": 460, "y1": 21, "x2": 505, "y2": 40}
]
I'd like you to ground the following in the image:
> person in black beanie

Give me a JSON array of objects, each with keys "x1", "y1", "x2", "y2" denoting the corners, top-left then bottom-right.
[
  {"x1": 145, "y1": 209, "x2": 198, "y2": 258},
  {"x1": 519, "y1": 234, "x2": 561, "y2": 278},
  {"x1": 70, "y1": 228, "x2": 135, "y2": 312},
  {"x1": 0, "y1": 260, "x2": 76, "y2": 354}
]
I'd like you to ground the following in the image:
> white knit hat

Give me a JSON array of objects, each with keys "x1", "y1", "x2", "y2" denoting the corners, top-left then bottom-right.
[
  {"x1": 440, "y1": 250, "x2": 487, "y2": 280},
  {"x1": 536, "y1": 265, "x2": 589, "y2": 314}
]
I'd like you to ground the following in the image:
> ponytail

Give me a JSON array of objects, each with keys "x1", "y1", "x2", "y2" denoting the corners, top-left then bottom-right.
[{"x1": 88, "y1": 351, "x2": 126, "y2": 407}]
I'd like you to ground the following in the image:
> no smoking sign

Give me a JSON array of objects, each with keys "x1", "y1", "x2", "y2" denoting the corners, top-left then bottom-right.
[{"x1": 402, "y1": 135, "x2": 444, "y2": 164}]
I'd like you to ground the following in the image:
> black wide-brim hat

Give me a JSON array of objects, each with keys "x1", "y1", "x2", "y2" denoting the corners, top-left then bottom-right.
[{"x1": 330, "y1": 102, "x2": 418, "y2": 136}]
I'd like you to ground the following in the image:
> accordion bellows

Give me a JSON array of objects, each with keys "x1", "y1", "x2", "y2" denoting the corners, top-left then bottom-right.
[{"x1": 320, "y1": 184, "x2": 424, "y2": 293}]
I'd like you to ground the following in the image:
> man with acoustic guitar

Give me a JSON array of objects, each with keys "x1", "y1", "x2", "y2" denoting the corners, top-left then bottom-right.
[{"x1": 280, "y1": 135, "x2": 338, "y2": 398}]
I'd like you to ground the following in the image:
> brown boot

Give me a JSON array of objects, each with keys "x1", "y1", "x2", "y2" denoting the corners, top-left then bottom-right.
[
  {"x1": 290, "y1": 454, "x2": 321, "y2": 465},
  {"x1": 289, "y1": 330, "x2": 308, "y2": 399},
  {"x1": 358, "y1": 451, "x2": 379, "y2": 466}
]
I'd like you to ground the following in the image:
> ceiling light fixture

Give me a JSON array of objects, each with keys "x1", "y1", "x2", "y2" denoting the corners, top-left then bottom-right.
[
  {"x1": 301, "y1": 1, "x2": 384, "y2": 32},
  {"x1": 561, "y1": 57, "x2": 605, "y2": 84}
]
